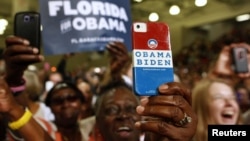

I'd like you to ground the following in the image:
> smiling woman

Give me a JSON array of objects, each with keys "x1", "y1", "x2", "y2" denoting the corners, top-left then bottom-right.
[
  {"x1": 93, "y1": 82, "x2": 142, "y2": 141},
  {"x1": 192, "y1": 77, "x2": 242, "y2": 141},
  {"x1": 44, "y1": 81, "x2": 88, "y2": 141}
]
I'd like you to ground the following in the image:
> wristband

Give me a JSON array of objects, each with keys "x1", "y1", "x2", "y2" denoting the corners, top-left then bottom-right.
[
  {"x1": 9, "y1": 78, "x2": 26, "y2": 96},
  {"x1": 8, "y1": 108, "x2": 33, "y2": 130},
  {"x1": 10, "y1": 85, "x2": 26, "y2": 93}
]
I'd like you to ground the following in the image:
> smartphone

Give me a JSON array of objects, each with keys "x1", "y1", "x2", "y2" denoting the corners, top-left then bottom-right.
[
  {"x1": 132, "y1": 22, "x2": 174, "y2": 96},
  {"x1": 14, "y1": 11, "x2": 41, "y2": 51},
  {"x1": 231, "y1": 46, "x2": 249, "y2": 73}
]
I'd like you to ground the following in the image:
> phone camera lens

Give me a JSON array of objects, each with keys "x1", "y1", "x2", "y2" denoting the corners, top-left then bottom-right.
[
  {"x1": 24, "y1": 15, "x2": 30, "y2": 22},
  {"x1": 136, "y1": 24, "x2": 140, "y2": 29}
]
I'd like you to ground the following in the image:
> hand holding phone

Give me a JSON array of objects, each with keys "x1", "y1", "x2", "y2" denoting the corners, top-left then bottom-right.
[
  {"x1": 14, "y1": 11, "x2": 41, "y2": 51},
  {"x1": 132, "y1": 22, "x2": 174, "y2": 96}
]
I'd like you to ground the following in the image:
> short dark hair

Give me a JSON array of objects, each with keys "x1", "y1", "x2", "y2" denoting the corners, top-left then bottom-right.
[{"x1": 45, "y1": 81, "x2": 85, "y2": 106}]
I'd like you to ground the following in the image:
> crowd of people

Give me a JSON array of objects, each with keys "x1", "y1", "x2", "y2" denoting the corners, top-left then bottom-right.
[
  {"x1": 0, "y1": 36, "x2": 197, "y2": 141},
  {"x1": 0, "y1": 13, "x2": 250, "y2": 141},
  {"x1": 173, "y1": 27, "x2": 250, "y2": 90}
]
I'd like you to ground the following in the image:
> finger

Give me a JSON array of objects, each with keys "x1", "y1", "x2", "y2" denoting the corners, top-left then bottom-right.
[
  {"x1": 5, "y1": 36, "x2": 30, "y2": 46},
  {"x1": 145, "y1": 95, "x2": 185, "y2": 106},
  {"x1": 107, "y1": 46, "x2": 122, "y2": 59},
  {"x1": 238, "y1": 73, "x2": 250, "y2": 78},
  {"x1": 135, "y1": 120, "x2": 186, "y2": 137},
  {"x1": 157, "y1": 82, "x2": 191, "y2": 104},
  {"x1": 7, "y1": 54, "x2": 44, "y2": 64},
  {"x1": 115, "y1": 42, "x2": 128, "y2": 53},
  {"x1": 136, "y1": 98, "x2": 188, "y2": 123},
  {"x1": 135, "y1": 119, "x2": 196, "y2": 141},
  {"x1": 107, "y1": 42, "x2": 128, "y2": 54},
  {"x1": 0, "y1": 89, "x2": 6, "y2": 97},
  {"x1": 4, "y1": 45, "x2": 39, "y2": 56},
  {"x1": 231, "y1": 43, "x2": 250, "y2": 52},
  {"x1": 107, "y1": 45, "x2": 124, "y2": 56}
]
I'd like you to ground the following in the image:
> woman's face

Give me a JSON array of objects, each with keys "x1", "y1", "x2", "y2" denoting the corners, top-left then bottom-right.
[
  {"x1": 49, "y1": 87, "x2": 82, "y2": 126},
  {"x1": 208, "y1": 82, "x2": 240, "y2": 125},
  {"x1": 96, "y1": 87, "x2": 141, "y2": 141}
]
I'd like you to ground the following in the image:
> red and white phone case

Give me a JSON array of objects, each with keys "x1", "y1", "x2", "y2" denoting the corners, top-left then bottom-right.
[{"x1": 132, "y1": 22, "x2": 174, "y2": 96}]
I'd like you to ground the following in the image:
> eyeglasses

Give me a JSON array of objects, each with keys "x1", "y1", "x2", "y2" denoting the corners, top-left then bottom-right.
[
  {"x1": 50, "y1": 94, "x2": 79, "y2": 105},
  {"x1": 104, "y1": 104, "x2": 137, "y2": 116}
]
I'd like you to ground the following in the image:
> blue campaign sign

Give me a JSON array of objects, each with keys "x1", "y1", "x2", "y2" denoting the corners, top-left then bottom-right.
[{"x1": 39, "y1": 0, "x2": 132, "y2": 55}]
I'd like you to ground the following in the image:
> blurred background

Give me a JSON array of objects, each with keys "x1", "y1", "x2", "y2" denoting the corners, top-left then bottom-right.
[{"x1": 0, "y1": 0, "x2": 250, "y2": 76}]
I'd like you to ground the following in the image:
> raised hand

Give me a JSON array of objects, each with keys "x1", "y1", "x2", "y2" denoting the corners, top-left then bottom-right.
[
  {"x1": 135, "y1": 82, "x2": 197, "y2": 141},
  {"x1": 106, "y1": 41, "x2": 130, "y2": 75},
  {"x1": 3, "y1": 36, "x2": 44, "y2": 85},
  {"x1": 209, "y1": 42, "x2": 250, "y2": 84}
]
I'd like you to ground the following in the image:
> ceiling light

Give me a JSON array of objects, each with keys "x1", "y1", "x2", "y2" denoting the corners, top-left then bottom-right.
[
  {"x1": 236, "y1": 14, "x2": 250, "y2": 22},
  {"x1": 0, "y1": 19, "x2": 8, "y2": 26},
  {"x1": 0, "y1": 18, "x2": 8, "y2": 35},
  {"x1": 133, "y1": 0, "x2": 143, "y2": 3},
  {"x1": 149, "y1": 12, "x2": 159, "y2": 22},
  {"x1": 169, "y1": 5, "x2": 180, "y2": 15},
  {"x1": 195, "y1": 0, "x2": 207, "y2": 7}
]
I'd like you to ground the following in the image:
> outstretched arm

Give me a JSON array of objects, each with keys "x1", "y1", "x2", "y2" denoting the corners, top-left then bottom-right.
[{"x1": 1, "y1": 36, "x2": 54, "y2": 141}]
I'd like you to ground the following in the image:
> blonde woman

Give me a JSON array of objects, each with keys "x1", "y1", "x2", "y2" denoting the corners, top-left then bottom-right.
[{"x1": 192, "y1": 78, "x2": 242, "y2": 141}]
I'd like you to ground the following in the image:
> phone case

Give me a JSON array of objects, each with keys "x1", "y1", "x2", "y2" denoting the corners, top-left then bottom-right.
[
  {"x1": 14, "y1": 11, "x2": 41, "y2": 50},
  {"x1": 231, "y1": 47, "x2": 249, "y2": 73},
  {"x1": 132, "y1": 22, "x2": 174, "y2": 96}
]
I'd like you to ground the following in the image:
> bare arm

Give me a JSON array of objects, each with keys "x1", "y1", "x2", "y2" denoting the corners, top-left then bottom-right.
[
  {"x1": 1, "y1": 36, "x2": 54, "y2": 141},
  {"x1": 0, "y1": 78, "x2": 54, "y2": 141}
]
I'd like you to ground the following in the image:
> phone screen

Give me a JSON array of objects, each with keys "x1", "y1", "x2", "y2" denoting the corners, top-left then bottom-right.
[{"x1": 231, "y1": 47, "x2": 249, "y2": 73}]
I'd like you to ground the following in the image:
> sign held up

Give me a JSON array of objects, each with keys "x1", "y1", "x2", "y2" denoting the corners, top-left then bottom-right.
[{"x1": 39, "y1": 0, "x2": 132, "y2": 55}]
